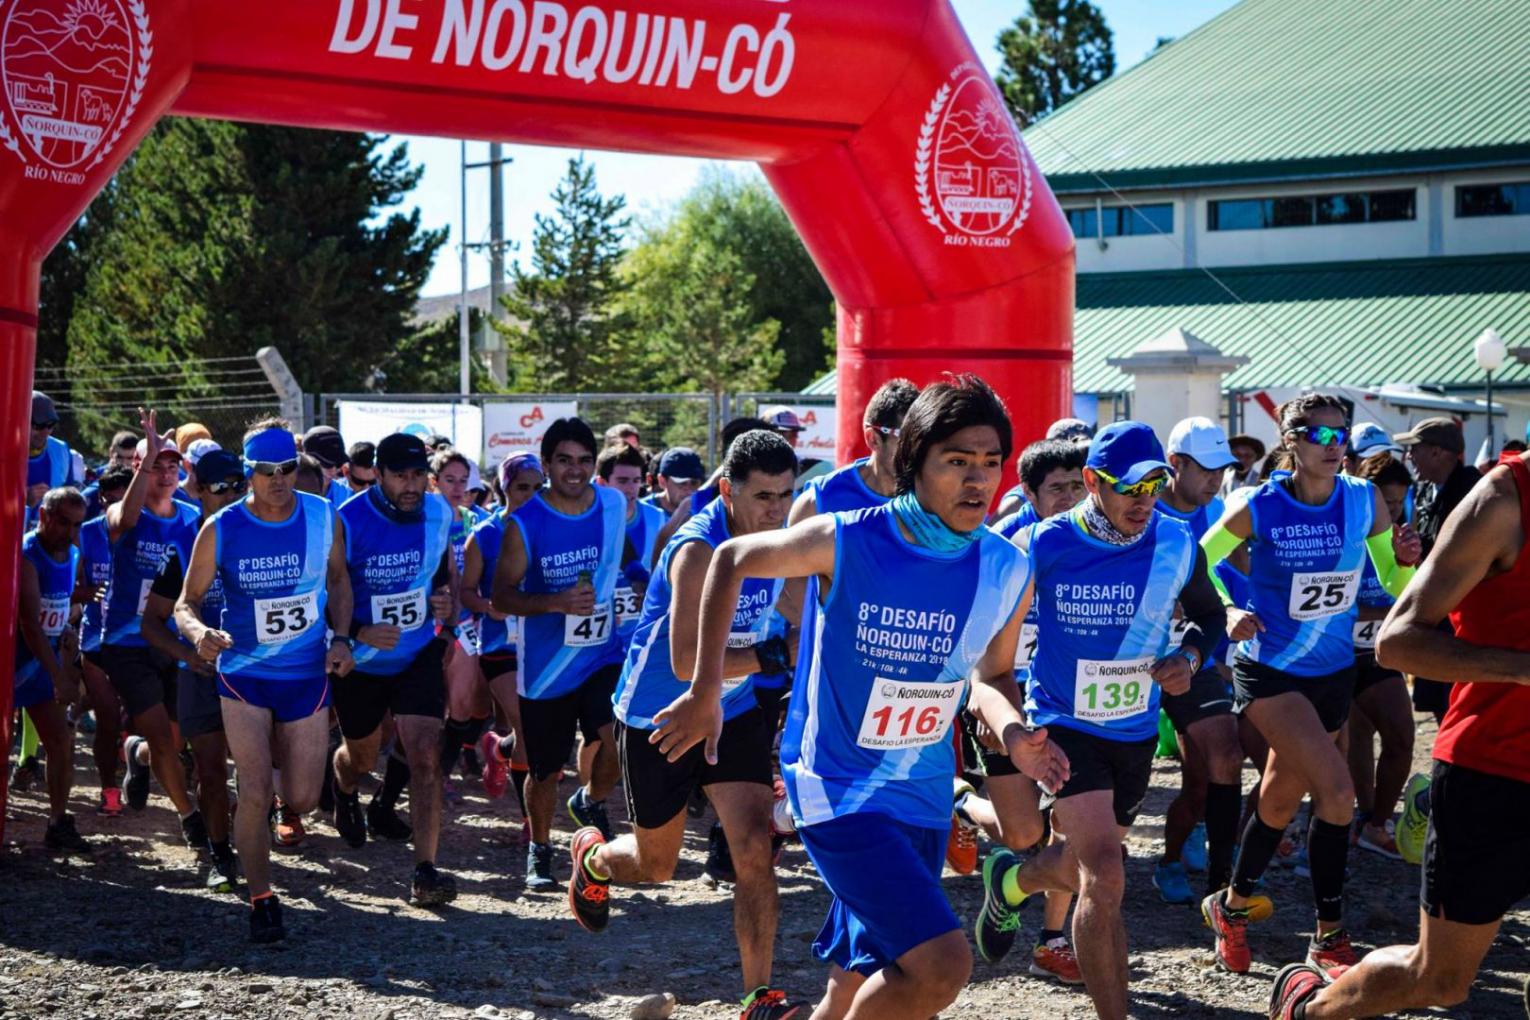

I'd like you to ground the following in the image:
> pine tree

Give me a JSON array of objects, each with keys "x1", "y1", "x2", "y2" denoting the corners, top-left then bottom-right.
[{"x1": 996, "y1": 0, "x2": 1115, "y2": 124}]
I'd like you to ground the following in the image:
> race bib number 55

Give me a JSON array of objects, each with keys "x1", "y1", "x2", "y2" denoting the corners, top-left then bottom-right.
[
  {"x1": 1289, "y1": 570, "x2": 1360, "y2": 621},
  {"x1": 254, "y1": 592, "x2": 320, "y2": 645},
  {"x1": 856, "y1": 678, "x2": 964, "y2": 751},
  {"x1": 1074, "y1": 657, "x2": 1154, "y2": 724},
  {"x1": 371, "y1": 588, "x2": 426, "y2": 631}
]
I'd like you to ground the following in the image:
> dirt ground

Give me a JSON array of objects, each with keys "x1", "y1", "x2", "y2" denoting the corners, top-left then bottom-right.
[{"x1": 2, "y1": 715, "x2": 1526, "y2": 1020}]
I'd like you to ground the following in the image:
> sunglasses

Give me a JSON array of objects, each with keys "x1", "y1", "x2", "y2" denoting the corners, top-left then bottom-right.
[
  {"x1": 1093, "y1": 466, "x2": 1169, "y2": 498},
  {"x1": 204, "y1": 478, "x2": 248, "y2": 495},
  {"x1": 1288, "y1": 425, "x2": 1350, "y2": 448},
  {"x1": 32, "y1": 419, "x2": 58, "y2": 430},
  {"x1": 868, "y1": 424, "x2": 900, "y2": 439},
  {"x1": 249, "y1": 458, "x2": 299, "y2": 477}
]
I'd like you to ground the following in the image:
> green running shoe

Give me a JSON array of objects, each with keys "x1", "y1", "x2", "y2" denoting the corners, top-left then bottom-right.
[
  {"x1": 1396, "y1": 772, "x2": 1431, "y2": 866},
  {"x1": 975, "y1": 847, "x2": 1026, "y2": 964}
]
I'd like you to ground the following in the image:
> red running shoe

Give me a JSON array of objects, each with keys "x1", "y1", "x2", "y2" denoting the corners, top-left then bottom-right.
[
  {"x1": 1269, "y1": 963, "x2": 1326, "y2": 1019},
  {"x1": 568, "y1": 826, "x2": 610, "y2": 933},
  {"x1": 480, "y1": 730, "x2": 509, "y2": 800},
  {"x1": 1201, "y1": 890, "x2": 1251, "y2": 974},
  {"x1": 1306, "y1": 928, "x2": 1358, "y2": 973}
]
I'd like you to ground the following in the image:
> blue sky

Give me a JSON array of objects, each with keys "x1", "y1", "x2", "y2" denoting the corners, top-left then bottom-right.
[{"x1": 404, "y1": 0, "x2": 1240, "y2": 297}]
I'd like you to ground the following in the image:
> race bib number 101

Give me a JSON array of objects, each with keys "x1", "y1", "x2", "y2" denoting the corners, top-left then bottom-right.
[
  {"x1": 254, "y1": 592, "x2": 320, "y2": 645},
  {"x1": 39, "y1": 595, "x2": 71, "y2": 638}
]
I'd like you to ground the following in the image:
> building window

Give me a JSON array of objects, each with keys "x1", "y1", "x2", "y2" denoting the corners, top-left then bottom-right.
[
  {"x1": 1067, "y1": 203, "x2": 1173, "y2": 239},
  {"x1": 1208, "y1": 189, "x2": 1416, "y2": 230},
  {"x1": 1456, "y1": 182, "x2": 1530, "y2": 218}
]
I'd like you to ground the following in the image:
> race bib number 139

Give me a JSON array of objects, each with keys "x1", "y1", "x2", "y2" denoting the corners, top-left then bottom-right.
[{"x1": 1073, "y1": 657, "x2": 1154, "y2": 724}]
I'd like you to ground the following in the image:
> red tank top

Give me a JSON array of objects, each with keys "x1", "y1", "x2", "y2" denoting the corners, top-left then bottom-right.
[{"x1": 1437, "y1": 455, "x2": 1530, "y2": 782}]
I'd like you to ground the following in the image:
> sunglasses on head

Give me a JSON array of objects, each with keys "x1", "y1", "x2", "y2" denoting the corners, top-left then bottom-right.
[
  {"x1": 249, "y1": 458, "x2": 299, "y2": 477},
  {"x1": 1288, "y1": 425, "x2": 1350, "y2": 448},
  {"x1": 1093, "y1": 466, "x2": 1169, "y2": 498},
  {"x1": 204, "y1": 478, "x2": 248, "y2": 495},
  {"x1": 868, "y1": 424, "x2": 900, "y2": 439}
]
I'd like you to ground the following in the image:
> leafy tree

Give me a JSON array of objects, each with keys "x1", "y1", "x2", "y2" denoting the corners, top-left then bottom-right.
[
  {"x1": 996, "y1": 0, "x2": 1115, "y2": 123},
  {"x1": 496, "y1": 156, "x2": 633, "y2": 392}
]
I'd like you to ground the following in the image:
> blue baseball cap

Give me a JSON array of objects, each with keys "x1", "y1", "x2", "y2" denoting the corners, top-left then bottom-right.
[
  {"x1": 657, "y1": 447, "x2": 705, "y2": 482},
  {"x1": 1087, "y1": 421, "x2": 1173, "y2": 485}
]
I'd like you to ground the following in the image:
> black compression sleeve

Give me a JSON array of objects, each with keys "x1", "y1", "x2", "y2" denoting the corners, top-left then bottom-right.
[
  {"x1": 1177, "y1": 546, "x2": 1227, "y2": 667},
  {"x1": 150, "y1": 548, "x2": 184, "y2": 601}
]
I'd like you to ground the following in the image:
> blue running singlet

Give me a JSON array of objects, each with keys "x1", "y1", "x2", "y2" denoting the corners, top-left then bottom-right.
[
  {"x1": 1351, "y1": 557, "x2": 1393, "y2": 657},
  {"x1": 469, "y1": 509, "x2": 515, "y2": 656},
  {"x1": 615, "y1": 499, "x2": 667, "y2": 649},
  {"x1": 808, "y1": 459, "x2": 889, "y2": 514},
  {"x1": 991, "y1": 502, "x2": 1040, "y2": 539},
  {"x1": 511, "y1": 485, "x2": 627, "y2": 700},
  {"x1": 1237, "y1": 476, "x2": 1375, "y2": 677},
  {"x1": 1026, "y1": 507, "x2": 1197, "y2": 742},
  {"x1": 341, "y1": 489, "x2": 453, "y2": 675},
  {"x1": 101, "y1": 501, "x2": 201, "y2": 647},
  {"x1": 782, "y1": 505, "x2": 1031, "y2": 830},
  {"x1": 212, "y1": 492, "x2": 333, "y2": 681},
  {"x1": 15, "y1": 530, "x2": 79, "y2": 688},
  {"x1": 612, "y1": 498, "x2": 784, "y2": 729},
  {"x1": 78, "y1": 515, "x2": 112, "y2": 655}
]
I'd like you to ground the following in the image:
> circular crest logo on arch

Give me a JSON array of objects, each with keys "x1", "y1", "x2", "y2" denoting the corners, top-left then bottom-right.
[
  {"x1": 0, "y1": 0, "x2": 152, "y2": 177},
  {"x1": 915, "y1": 62, "x2": 1033, "y2": 248}
]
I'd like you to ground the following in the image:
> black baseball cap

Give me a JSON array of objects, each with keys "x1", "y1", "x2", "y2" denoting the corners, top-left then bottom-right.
[
  {"x1": 376, "y1": 433, "x2": 431, "y2": 473},
  {"x1": 193, "y1": 449, "x2": 245, "y2": 486},
  {"x1": 301, "y1": 426, "x2": 349, "y2": 468}
]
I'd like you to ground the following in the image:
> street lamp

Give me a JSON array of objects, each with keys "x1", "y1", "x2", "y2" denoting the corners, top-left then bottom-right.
[{"x1": 1474, "y1": 327, "x2": 1508, "y2": 458}]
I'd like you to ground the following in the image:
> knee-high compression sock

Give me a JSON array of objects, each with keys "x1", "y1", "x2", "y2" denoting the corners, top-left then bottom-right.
[
  {"x1": 1230, "y1": 815, "x2": 1285, "y2": 899},
  {"x1": 1307, "y1": 817, "x2": 1350, "y2": 923},
  {"x1": 375, "y1": 746, "x2": 411, "y2": 809},
  {"x1": 439, "y1": 717, "x2": 479, "y2": 777},
  {"x1": 1204, "y1": 782, "x2": 1243, "y2": 892},
  {"x1": 510, "y1": 763, "x2": 529, "y2": 818},
  {"x1": 20, "y1": 713, "x2": 39, "y2": 763}
]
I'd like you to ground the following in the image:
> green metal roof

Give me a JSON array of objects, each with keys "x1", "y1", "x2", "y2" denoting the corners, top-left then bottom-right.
[
  {"x1": 1022, "y1": 0, "x2": 1530, "y2": 193},
  {"x1": 1073, "y1": 254, "x2": 1530, "y2": 393}
]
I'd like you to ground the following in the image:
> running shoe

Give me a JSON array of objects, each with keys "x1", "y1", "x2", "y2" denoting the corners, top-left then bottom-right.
[
  {"x1": 1029, "y1": 936, "x2": 1084, "y2": 985},
  {"x1": 1306, "y1": 928, "x2": 1358, "y2": 972},
  {"x1": 974, "y1": 846, "x2": 1025, "y2": 964},
  {"x1": 332, "y1": 783, "x2": 367, "y2": 848},
  {"x1": 1244, "y1": 894, "x2": 1275, "y2": 923},
  {"x1": 78, "y1": 710, "x2": 97, "y2": 734},
  {"x1": 526, "y1": 841, "x2": 556, "y2": 891},
  {"x1": 1152, "y1": 860, "x2": 1195, "y2": 905},
  {"x1": 9, "y1": 757, "x2": 42, "y2": 793},
  {"x1": 181, "y1": 810, "x2": 210, "y2": 853},
  {"x1": 1182, "y1": 821, "x2": 1209, "y2": 873},
  {"x1": 568, "y1": 826, "x2": 610, "y2": 933},
  {"x1": 1395, "y1": 773, "x2": 1431, "y2": 866},
  {"x1": 1268, "y1": 963, "x2": 1326, "y2": 1019},
  {"x1": 739, "y1": 986, "x2": 799, "y2": 1020},
  {"x1": 1200, "y1": 890, "x2": 1251, "y2": 974},
  {"x1": 460, "y1": 743, "x2": 483, "y2": 782},
  {"x1": 567, "y1": 787, "x2": 614, "y2": 841},
  {"x1": 946, "y1": 779, "x2": 979, "y2": 875},
  {"x1": 271, "y1": 800, "x2": 305, "y2": 848},
  {"x1": 705, "y1": 821, "x2": 736, "y2": 884},
  {"x1": 480, "y1": 730, "x2": 509, "y2": 800},
  {"x1": 686, "y1": 785, "x2": 709, "y2": 819},
  {"x1": 442, "y1": 776, "x2": 463, "y2": 805},
  {"x1": 207, "y1": 844, "x2": 239, "y2": 893},
  {"x1": 249, "y1": 895, "x2": 285, "y2": 944},
  {"x1": 44, "y1": 814, "x2": 92, "y2": 853},
  {"x1": 97, "y1": 788, "x2": 124, "y2": 818},
  {"x1": 1356, "y1": 820, "x2": 1403, "y2": 861},
  {"x1": 411, "y1": 861, "x2": 459, "y2": 907},
  {"x1": 769, "y1": 779, "x2": 793, "y2": 866},
  {"x1": 367, "y1": 799, "x2": 413, "y2": 842},
  {"x1": 123, "y1": 735, "x2": 150, "y2": 810}
]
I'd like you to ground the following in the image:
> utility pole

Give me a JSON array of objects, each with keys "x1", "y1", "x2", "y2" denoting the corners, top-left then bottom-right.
[{"x1": 461, "y1": 143, "x2": 514, "y2": 389}]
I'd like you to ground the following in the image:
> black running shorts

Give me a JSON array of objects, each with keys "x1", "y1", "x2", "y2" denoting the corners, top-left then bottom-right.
[
  {"x1": 103, "y1": 644, "x2": 178, "y2": 720},
  {"x1": 617, "y1": 707, "x2": 773, "y2": 830},
  {"x1": 1040, "y1": 725, "x2": 1155, "y2": 828},
  {"x1": 1231, "y1": 657, "x2": 1354, "y2": 734},
  {"x1": 1160, "y1": 668, "x2": 1234, "y2": 733},
  {"x1": 1421, "y1": 760, "x2": 1530, "y2": 926},
  {"x1": 331, "y1": 638, "x2": 448, "y2": 739},
  {"x1": 519, "y1": 663, "x2": 619, "y2": 781}
]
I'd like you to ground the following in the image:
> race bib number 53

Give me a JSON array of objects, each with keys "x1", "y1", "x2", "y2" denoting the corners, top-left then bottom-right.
[
  {"x1": 1074, "y1": 657, "x2": 1154, "y2": 724},
  {"x1": 856, "y1": 678, "x2": 963, "y2": 751},
  {"x1": 254, "y1": 592, "x2": 319, "y2": 645},
  {"x1": 1289, "y1": 570, "x2": 1360, "y2": 621},
  {"x1": 565, "y1": 604, "x2": 613, "y2": 647}
]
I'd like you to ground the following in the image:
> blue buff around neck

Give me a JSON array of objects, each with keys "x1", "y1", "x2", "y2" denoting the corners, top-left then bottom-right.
[{"x1": 889, "y1": 491, "x2": 980, "y2": 553}]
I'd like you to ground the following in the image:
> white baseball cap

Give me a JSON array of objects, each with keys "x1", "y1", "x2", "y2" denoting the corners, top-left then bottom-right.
[
  {"x1": 1352, "y1": 422, "x2": 1402, "y2": 459},
  {"x1": 1166, "y1": 417, "x2": 1238, "y2": 470},
  {"x1": 185, "y1": 438, "x2": 222, "y2": 466}
]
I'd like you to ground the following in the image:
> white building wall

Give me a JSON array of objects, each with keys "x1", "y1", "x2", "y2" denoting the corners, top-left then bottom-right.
[{"x1": 1442, "y1": 167, "x2": 1530, "y2": 257}]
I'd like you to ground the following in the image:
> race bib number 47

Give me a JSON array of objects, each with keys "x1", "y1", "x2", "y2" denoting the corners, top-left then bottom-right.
[
  {"x1": 856, "y1": 678, "x2": 963, "y2": 751},
  {"x1": 1073, "y1": 657, "x2": 1154, "y2": 724},
  {"x1": 565, "y1": 604, "x2": 613, "y2": 647},
  {"x1": 254, "y1": 592, "x2": 320, "y2": 645},
  {"x1": 1353, "y1": 618, "x2": 1379, "y2": 651},
  {"x1": 1289, "y1": 570, "x2": 1360, "y2": 621}
]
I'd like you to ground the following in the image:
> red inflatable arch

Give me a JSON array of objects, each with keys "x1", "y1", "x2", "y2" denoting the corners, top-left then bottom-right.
[{"x1": 0, "y1": 0, "x2": 1074, "y2": 826}]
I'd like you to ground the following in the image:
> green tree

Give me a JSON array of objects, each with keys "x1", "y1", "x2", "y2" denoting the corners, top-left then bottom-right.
[
  {"x1": 496, "y1": 156, "x2": 632, "y2": 392},
  {"x1": 996, "y1": 0, "x2": 1115, "y2": 123}
]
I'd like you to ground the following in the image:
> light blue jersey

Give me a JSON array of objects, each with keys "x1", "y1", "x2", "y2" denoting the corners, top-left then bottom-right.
[
  {"x1": 1352, "y1": 557, "x2": 1393, "y2": 657},
  {"x1": 341, "y1": 489, "x2": 453, "y2": 675},
  {"x1": 212, "y1": 492, "x2": 333, "y2": 681},
  {"x1": 991, "y1": 502, "x2": 1040, "y2": 539},
  {"x1": 78, "y1": 515, "x2": 112, "y2": 654},
  {"x1": 511, "y1": 485, "x2": 627, "y2": 700},
  {"x1": 101, "y1": 501, "x2": 201, "y2": 647},
  {"x1": 469, "y1": 509, "x2": 515, "y2": 656},
  {"x1": 1026, "y1": 508, "x2": 1197, "y2": 742},
  {"x1": 782, "y1": 506, "x2": 1031, "y2": 830},
  {"x1": 326, "y1": 478, "x2": 351, "y2": 507},
  {"x1": 1156, "y1": 496, "x2": 1228, "y2": 664},
  {"x1": 615, "y1": 499, "x2": 666, "y2": 648},
  {"x1": 15, "y1": 531, "x2": 78, "y2": 688},
  {"x1": 809, "y1": 459, "x2": 887, "y2": 514},
  {"x1": 1239, "y1": 475, "x2": 1375, "y2": 676},
  {"x1": 613, "y1": 499, "x2": 783, "y2": 729}
]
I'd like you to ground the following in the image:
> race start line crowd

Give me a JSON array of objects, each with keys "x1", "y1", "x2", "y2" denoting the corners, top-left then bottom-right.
[{"x1": 13, "y1": 380, "x2": 1530, "y2": 1020}]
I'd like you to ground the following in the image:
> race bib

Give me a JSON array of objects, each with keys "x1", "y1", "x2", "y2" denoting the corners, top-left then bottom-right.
[
  {"x1": 39, "y1": 595, "x2": 71, "y2": 638},
  {"x1": 370, "y1": 588, "x2": 427, "y2": 631},
  {"x1": 254, "y1": 592, "x2": 320, "y2": 645},
  {"x1": 856, "y1": 677, "x2": 964, "y2": 751},
  {"x1": 135, "y1": 578, "x2": 153, "y2": 615},
  {"x1": 1014, "y1": 622, "x2": 1040, "y2": 670},
  {"x1": 1169, "y1": 614, "x2": 1196, "y2": 646},
  {"x1": 720, "y1": 631, "x2": 758, "y2": 692},
  {"x1": 1352, "y1": 618, "x2": 1379, "y2": 651},
  {"x1": 456, "y1": 617, "x2": 482, "y2": 656},
  {"x1": 614, "y1": 585, "x2": 644, "y2": 625},
  {"x1": 1288, "y1": 570, "x2": 1361, "y2": 621},
  {"x1": 564, "y1": 603, "x2": 613, "y2": 647},
  {"x1": 1073, "y1": 657, "x2": 1154, "y2": 724}
]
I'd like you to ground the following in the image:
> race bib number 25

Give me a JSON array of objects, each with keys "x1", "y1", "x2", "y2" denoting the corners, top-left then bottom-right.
[
  {"x1": 1289, "y1": 570, "x2": 1360, "y2": 622},
  {"x1": 254, "y1": 592, "x2": 320, "y2": 645}
]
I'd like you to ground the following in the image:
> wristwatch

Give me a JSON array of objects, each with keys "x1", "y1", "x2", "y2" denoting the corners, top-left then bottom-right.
[
  {"x1": 331, "y1": 635, "x2": 356, "y2": 651},
  {"x1": 1176, "y1": 646, "x2": 1202, "y2": 673}
]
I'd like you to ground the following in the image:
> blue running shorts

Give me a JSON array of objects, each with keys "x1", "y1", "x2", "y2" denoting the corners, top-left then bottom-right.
[{"x1": 217, "y1": 672, "x2": 330, "y2": 723}]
